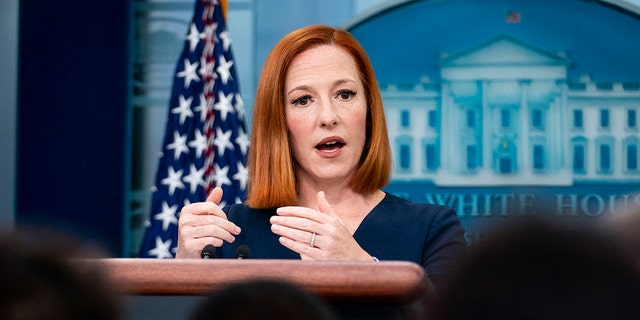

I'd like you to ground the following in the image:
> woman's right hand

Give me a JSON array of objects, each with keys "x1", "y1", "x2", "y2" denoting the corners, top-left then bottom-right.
[{"x1": 175, "y1": 187, "x2": 242, "y2": 258}]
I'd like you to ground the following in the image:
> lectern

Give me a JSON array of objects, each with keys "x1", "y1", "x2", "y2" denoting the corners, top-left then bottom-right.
[{"x1": 81, "y1": 258, "x2": 435, "y2": 319}]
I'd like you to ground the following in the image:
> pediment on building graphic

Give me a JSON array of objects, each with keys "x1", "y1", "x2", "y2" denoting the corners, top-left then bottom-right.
[{"x1": 439, "y1": 35, "x2": 570, "y2": 67}]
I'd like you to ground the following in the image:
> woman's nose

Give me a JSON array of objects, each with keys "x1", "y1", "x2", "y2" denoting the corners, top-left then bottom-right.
[{"x1": 318, "y1": 99, "x2": 338, "y2": 127}]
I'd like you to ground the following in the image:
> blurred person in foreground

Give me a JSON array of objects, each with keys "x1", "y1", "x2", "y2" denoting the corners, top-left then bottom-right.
[
  {"x1": 433, "y1": 217, "x2": 640, "y2": 320},
  {"x1": 604, "y1": 195, "x2": 640, "y2": 266},
  {"x1": 190, "y1": 279, "x2": 337, "y2": 320},
  {"x1": 0, "y1": 228, "x2": 122, "y2": 320}
]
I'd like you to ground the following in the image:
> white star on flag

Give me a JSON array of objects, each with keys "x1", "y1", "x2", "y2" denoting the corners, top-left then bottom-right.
[
  {"x1": 233, "y1": 162, "x2": 248, "y2": 191},
  {"x1": 161, "y1": 167, "x2": 185, "y2": 195},
  {"x1": 214, "y1": 91, "x2": 235, "y2": 121},
  {"x1": 219, "y1": 29, "x2": 232, "y2": 51},
  {"x1": 194, "y1": 93, "x2": 209, "y2": 122},
  {"x1": 186, "y1": 23, "x2": 204, "y2": 52},
  {"x1": 148, "y1": 237, "x2": 173, "y2": 259},
  {"x1": 234, "y1": 93, "x2": 245, "y2": 119},
  {"x1": 188, "y1": 129, "x2": 207, "y2": 157},
  {"x1": 183, "y1": 164, "x2": 206, "y2": 193},
  {"x1": 235, "y1": 128, "x2": 250, "y2": 156},
  {"x1": 216, "y1": 55, "x2": 233, "y2": 85},
  {"x1": 176, "y1": 58, "x2": 201, "y2": 88},
  {"x1": 166, "y1": 131, "x2": 189, "y2": 160},
  {"x1": 172, "y1": 95, "x2": 195, "y2": 125},
  {"x1": 154, "y1": 202, "x2": 178, "y2": 231},
  {"x1": 213, "y1": 127, "x2": 233, "y2": 156},
  {"x1": 213, "y1": 163, "x2": 232, "y2": 187}
]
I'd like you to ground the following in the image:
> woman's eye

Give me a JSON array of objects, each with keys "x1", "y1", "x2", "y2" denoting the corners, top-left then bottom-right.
[
  {"x1": 291, "y1": 95, "x2": 311, "y2": 106},
  {"x1": 337, "y1": 90, "x2": 356, "y2": 100}
]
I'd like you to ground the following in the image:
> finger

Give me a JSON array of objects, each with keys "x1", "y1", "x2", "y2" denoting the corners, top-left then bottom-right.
[
  {"x1": 206, "y1": 186, "x2": 224, "y2": 205},
  {"x1": 275, "y1": 206, "x2": 326, "y2": 223},
  {"x1": 193, "y1": 223, "x2": 237, "y2": 245},
  {"x1": 180, "y1": 203, "x2": 241, "y2": 235},
  {"x1": 270, "y1": 215, "x2": 317, "y2": 231},
  {"x1": 277, "y1": 236, "x2": 320, "y2": 259},
  {"x1": 198, "y1": 215, "x2": 241, "y2": 236},
  {"x1": 316, "y1": 191, "x2": 337, "y2": 217},
  {"x1": 271, "y1": 223, "x2": 316, "y2": 245},
  {"x1": 182, "y1": 202, "x2": 227, "y2": 218},
  {"x1": 179, "y1": 218, "x2": 238, "y2": 249}
]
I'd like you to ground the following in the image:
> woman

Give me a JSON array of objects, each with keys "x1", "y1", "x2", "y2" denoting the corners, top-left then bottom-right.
[{"x1": 176, "y1": 25, "x2": 466, "y2": 292}]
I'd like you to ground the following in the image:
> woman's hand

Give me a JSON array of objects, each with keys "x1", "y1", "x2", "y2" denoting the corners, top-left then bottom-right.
[
  {"x1": 175, "y1": 187, "x2": 241, "y2": 258},
  {"x1": 269, "y1": 191, "x2": 372, "y2": 261}
]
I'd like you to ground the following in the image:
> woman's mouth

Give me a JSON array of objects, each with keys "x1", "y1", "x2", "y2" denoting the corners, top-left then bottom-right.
[{"x1": 315, "y1": 139, "x2": 345, "y2": 152}]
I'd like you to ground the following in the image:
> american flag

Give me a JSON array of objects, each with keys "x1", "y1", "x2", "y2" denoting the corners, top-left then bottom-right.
[
  {"x1": 505, "y1": 10, "x2": 521, "y2": 23},
  {"x1": 139, "y1": 0, "x2": 249, "y2": 258}
]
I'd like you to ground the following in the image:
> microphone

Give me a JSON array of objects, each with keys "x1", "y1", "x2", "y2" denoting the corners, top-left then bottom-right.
[
  {"x1": 235, "y1": 245, "x2": 251, "y2": 259},
  {"x1": 200, "y1": 244, "x2": 216, "y2": 259}
]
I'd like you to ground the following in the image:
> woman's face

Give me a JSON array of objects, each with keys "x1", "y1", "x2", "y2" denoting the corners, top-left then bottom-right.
[{"x1": 284, "y1": 45, "x2": 367, "y2": 187}]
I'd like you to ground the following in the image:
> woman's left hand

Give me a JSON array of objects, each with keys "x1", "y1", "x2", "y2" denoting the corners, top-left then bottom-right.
[{"x1": 269, "y1": 191, "x2": 373, "y2": 261}]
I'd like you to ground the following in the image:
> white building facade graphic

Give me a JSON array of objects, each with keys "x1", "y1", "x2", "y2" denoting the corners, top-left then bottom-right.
[{"x1": 383, "y1": 36, "x2": 640, "y2": 187}]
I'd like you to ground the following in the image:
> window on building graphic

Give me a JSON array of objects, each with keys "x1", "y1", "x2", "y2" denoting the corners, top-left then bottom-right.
[
  {"x1": 466, "y1": 109, "x2": 475, "y2": 129},
  {"x1": 627, "y1": 144, "x2": 638, "y2": 171},
  {"x1": 533, "y1": 144, "x2": 544, "y2": 170},
  {"x1": 600, "y1": 109, "x2": 610, "y2": 128},
  {"x1": 574, "y1": 145, "x2": 585, "y2": 171},
  {"x1": 573, "y1": 144, "x2": 586, "y2": 173},
  {"x1": 532, "y1": 109, "x2": 544, "y2": 129},
  {"x1": 400, "y1": 144, "x2": 411, "y2": 170},
  {"x1": 499, "y1": 156, "x2": 512, "y2": 174},
  {"x1": 501, "y1": 109, "x2": 511, "y2": 128},
  {"x1": 428, "y1": 110, "x2": 437, "y2": 128},
  {"x1": 573, "y1": 109, "x2": 583, "y2": 129},
  {"x1": 629, "y1": 109, "x2": 637, "y2": 129},
  {"x1": 466, "y1": 145, "x2": 477, "y2": 169},
  {"x1": 571, "y1": 137, "x2": 588, "y2": 174},
  {"x1": 599, "y1": 143, "x2": 612, "y2": 173},
  {"x1": 624, "y1": 137, "x2": 639, "y2": 172},
  {"x1": 425, "y1": 143, "x2": 437, "y2": 170},
  {"x1": 401, "y1": 110, "x2": 410, "y2": 128}
]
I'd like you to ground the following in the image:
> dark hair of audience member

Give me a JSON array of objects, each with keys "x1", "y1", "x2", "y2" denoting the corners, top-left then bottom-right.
[
  {"x1": 432, "y1": 217, "x2": 640, "y2": 320},
  {"x1": 604, "y1": 198, "x2": 640, "y2": 266},
  {"x1": 190, "y1": 278, "x2": 337, "y2": 320},
  {"x1": 0, "y1": 227, "x2": 123, "y2": 320}
]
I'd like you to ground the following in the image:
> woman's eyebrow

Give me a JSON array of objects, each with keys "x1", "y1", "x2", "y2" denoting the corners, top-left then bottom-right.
[
  {"x1": 286, "y1": 79, "x2": 357, "y2": 96},
  {"x1": 286, "y1": 85, "x2": 311, "y2": 97}
]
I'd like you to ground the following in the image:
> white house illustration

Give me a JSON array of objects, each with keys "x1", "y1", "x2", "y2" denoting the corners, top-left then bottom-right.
[{"x1": 383, "y1": 35, "x2": 640, "y2": 186}]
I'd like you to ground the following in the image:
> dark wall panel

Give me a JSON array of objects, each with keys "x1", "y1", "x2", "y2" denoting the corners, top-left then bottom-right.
[{"x1": 17, "y1": 1, "x2": 130, "y2": 256}]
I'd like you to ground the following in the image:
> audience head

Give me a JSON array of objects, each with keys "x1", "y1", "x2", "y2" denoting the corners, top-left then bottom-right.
[
  {"x1": 433, "y1": 217, "x2": 640, "y2": 320},
  {"x1": 246, "y1": 25, "x2": 391, "y2": 208},
  {"x1": 604, "y1": 195, "x2": 640, "y2": 265},
  {"x1": 0, "y1": 228, "x2": 122, "y2": 320},
  {"x1": 190, "y1": 278, "x2": 337, "y2": 320}
]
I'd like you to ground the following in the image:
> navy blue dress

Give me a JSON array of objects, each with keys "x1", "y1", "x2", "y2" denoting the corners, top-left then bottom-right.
[{"x1": 218, "y1": 192, "x2": 466, "y2": 293}]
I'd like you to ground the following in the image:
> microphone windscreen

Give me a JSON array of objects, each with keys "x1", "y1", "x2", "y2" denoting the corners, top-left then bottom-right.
[
  {"x1": 201, "y1": 244, "x2": 216, "y2": 259},
  {"x1": 235, "y1": 245, "x2": 251, "y2": 259}
]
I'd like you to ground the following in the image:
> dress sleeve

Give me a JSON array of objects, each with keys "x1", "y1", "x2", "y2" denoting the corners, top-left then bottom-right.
[{"x1": 422, "y1": 205, "x2": 467, "y2": 293}]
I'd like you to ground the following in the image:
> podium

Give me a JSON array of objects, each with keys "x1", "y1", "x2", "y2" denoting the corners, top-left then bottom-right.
[{"x1": 83, "y1": 258, "x2": 435, "y2": 319}]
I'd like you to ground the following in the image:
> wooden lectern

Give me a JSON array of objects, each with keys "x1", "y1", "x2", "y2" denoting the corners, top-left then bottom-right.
[{"x1": 82, "y1": 258, "x2": 435, "y2": 319}]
